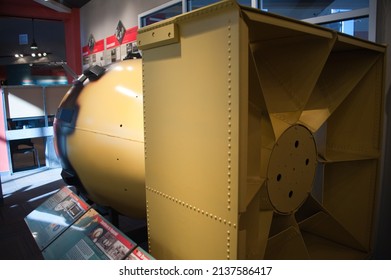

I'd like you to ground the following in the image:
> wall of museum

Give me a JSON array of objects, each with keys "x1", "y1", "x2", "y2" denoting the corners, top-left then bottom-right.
[{"x1": 79, "y1": 0, "x2": 171, "y2": 47}]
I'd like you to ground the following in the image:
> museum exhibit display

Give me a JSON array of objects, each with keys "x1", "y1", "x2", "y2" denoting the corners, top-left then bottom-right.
[
  {"x1": 54, "y1": 0, "x2": 386, "y2": 259},
  {"x1": 24, "y1": 186, "x2": 153, "y2": 260},
  {"x1": 25, "y1": 186, "x2": 90, "y2": 250}
]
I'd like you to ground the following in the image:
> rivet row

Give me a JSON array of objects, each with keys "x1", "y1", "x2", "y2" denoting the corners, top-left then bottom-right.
[
  {"x1": 146, "y1": 186, "x2": 236, "y2": 228},
  {"x1": 227, "y1": 25, "x2": 233, "y2": 212}
]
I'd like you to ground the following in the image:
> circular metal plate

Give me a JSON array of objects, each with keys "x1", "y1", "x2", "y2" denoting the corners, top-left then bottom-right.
[{"x1": 267, "y1": 125, "x2": 317, "y2": 214}]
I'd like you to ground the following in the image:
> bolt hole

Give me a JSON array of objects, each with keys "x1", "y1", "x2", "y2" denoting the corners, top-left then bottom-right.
[
  {"x1": 288, "y1": 190, "x2": 293, "y2": 198},
  {"x1": 152, "y1": 32, "x2": 155, "y2": 37},
  {"x1": 168, "y1": 32, "x2": 171, "y2": 37},
  {"x1": 277, "y1": 174, "x2": 282, "y2": 182},
  {"x1": 294, "y1": 140, "x2": 299, "y2": 148},
  {"x1": 305, "y1": 158, "x2": 310, "y2": 165},
  {"x1": 120, "y1": 124, "x2": 123, "y2": 127}
]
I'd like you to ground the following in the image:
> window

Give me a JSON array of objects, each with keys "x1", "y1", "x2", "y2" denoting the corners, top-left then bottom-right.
[
  {"x1": 237, "y1": 0, "x2": 252, "y2": 7},
  {"x1": 187, "y1": 0, "x2": 252, "y2": 11},
  {"x1": 139, "y1": 0, "x2": 374, "y2": 40},
  {"x1": 320, "y1": 17, "x2": 369, "y2": 40},
  {"x1": 259, "y1": 0, "x2": 369, "y2": 20},
  {"x1": 187, "y1": 0, "x2": 220, "y2": 11},
  {"x1": 139, "y1": 0, "x2": 183, "y2": 27},
  {"x1": 258, "y1": 0, "x2": 371, "y2": 40}
]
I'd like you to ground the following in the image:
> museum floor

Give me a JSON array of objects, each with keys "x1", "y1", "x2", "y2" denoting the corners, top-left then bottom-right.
[{"x1": 0, "y1": 167, "x2": 148, "y2": 260}]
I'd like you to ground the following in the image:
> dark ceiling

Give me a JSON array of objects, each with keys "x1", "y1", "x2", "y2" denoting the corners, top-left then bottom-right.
[
  {"x1": 0, "y1": 17, "x2": 66, "y2": 63},
  {"x1": 52, "y1": 0, "x2": 91, "y2": 9},
  {"x1": 0, "y1": 0, "x2": 91, "y2": 66}
]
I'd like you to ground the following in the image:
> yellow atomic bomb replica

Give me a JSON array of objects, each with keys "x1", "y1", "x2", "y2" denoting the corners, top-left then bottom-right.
[
  {"x1": 54, "y1": 59, "x2": 145, "y2": 218},
  {"x1": 54, "y1": 0, "x2": 386, "y2": 259}
]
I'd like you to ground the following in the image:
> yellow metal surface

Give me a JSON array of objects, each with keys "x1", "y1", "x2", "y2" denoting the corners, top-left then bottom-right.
[
  {"x1": 64, "y1": 59, "x2": 146, "y2": 218},
  {"x1": 141, "y1": 3, "x2": 241, "y2": 259},
  {"x1": 137, "y1": 23, "x2": 179, "y2": 50},
  {"x1": 139, "y1": 0, "x2": 386, "y2": 259}
]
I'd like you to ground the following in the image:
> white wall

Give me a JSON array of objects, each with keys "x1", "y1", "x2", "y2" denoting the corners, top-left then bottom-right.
[{"x1": 80, "y1": 0, "x2": 172, "y2": 46}]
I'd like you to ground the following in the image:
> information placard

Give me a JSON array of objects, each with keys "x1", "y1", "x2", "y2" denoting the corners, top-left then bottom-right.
[
  {"x1": 42, "y1": 208, "x2": 137, "y2": 260},
  {"x1": 24, "y1": 186, "x2": 90, "y2": 250},
  {"x1": 126, "y1": 246, "x2": 155, "y2": 260}
]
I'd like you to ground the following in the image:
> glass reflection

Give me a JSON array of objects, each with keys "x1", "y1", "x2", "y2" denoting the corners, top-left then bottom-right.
[
  {"x1": 140, "y1": 1, "x2": 183, "y2": 27},
  {"x1": 187, "y1": 0, "x2": 252, "y2": 11},
  {"x1": 320, "y1": 17, "x2": 369, "y2": 40},
  {"x1": 260, "y1": 0, "x2": 368, "y2": 20}
]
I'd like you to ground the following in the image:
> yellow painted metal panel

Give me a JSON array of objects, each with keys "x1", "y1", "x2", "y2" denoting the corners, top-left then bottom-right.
[
  {"x1": 137, "y1": 23, "x2": 179, "y2": 50},
  {"x1": 147, "y1": 187, "x2": 237, "y2": 259},
  {"x1": 139, "y1": 0, "x2": 386, "y2": 259},
  {"x1": 141, "y1": 2, "x2": 241, "y2": 260}
]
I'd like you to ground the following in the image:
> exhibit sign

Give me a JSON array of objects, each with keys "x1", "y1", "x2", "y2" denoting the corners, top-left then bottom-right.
[
  {"x1": 24, "y1": 186, "x2": 90, "y2": 250},
  {"x1": 82, "y1": 38, "x2": 105, "y2": 71},
  {"x1": 105, "y1": 35, "x2": 121, "y2": 64},
  {"x1": 42, "y1": 208, "x2": 137, "y2": 260},
  {"x1": 119, "y1": 26, "x2": 138, "y2": 60},
  {"x1": 105, "y1": 25, "x2": 138, "y2": 64},
  {"x1": 126, "y1": 246, "x2": 155, "y2": 260},
  {"x1": 25, "y1": 186, "x2": 152, "y2": 260}
]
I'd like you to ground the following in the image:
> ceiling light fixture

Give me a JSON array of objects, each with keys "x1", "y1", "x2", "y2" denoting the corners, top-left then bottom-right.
[
  {"x1": 30, "y1": 41, "x2": 38, "y2": 50},
  {"x1": 30, "y1": 19, "x2": 38, "y2": 50}
]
